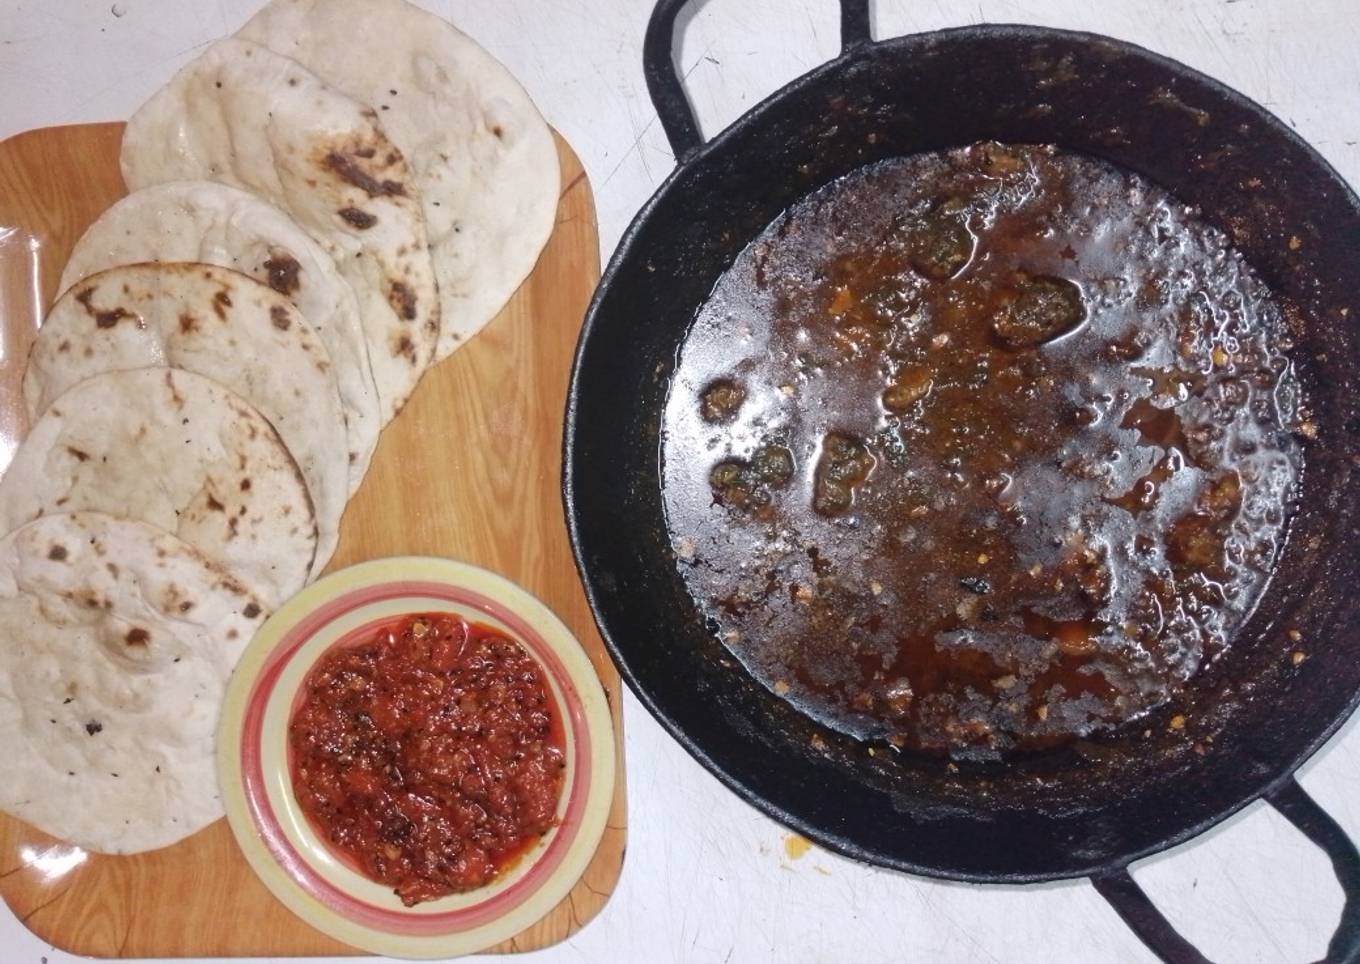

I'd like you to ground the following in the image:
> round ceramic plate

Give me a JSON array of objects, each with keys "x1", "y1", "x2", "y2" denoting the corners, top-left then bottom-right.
[{"x1": 217, "y1": 557, "x2": 616, "y2": 959}]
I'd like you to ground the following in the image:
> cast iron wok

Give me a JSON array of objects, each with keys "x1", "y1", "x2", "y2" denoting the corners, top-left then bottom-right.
[{"x1": 564, "y1": 1, "x2": 1360, "y2": 960}]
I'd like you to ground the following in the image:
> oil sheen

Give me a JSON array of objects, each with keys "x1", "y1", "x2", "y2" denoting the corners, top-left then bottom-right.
[{"x1": 662, "y1": 143, "x2": 1303, "y2": 757}]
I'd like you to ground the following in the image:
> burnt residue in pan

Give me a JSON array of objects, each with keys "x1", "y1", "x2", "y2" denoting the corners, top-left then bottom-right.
[{"x1": 662, "y1": 143, "x2": 1305, "y2": 758}]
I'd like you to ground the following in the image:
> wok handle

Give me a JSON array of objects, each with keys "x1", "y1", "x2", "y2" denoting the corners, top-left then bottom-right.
[
  {"x1": 643, "y1": 0, "x2": 872, "y2": 162},
  {"x1": 1091, "y1": 777, "x2": 1360, "y2": 964}
]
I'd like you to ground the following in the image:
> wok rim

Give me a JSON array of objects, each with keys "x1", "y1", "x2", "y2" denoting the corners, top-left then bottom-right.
[{"x1": 563, "y1": 20, "x2": 1360, "y2": 883}]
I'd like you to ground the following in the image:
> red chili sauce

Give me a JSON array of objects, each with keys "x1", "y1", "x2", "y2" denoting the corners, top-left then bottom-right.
[{"x1": 289, "y1": 613, "x2": 566, "y2": 906}]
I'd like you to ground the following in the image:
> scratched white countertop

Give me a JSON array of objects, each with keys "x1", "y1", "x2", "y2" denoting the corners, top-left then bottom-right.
[{"x1": 2, "y1": 1, "x2": 1358, "y2": 962}]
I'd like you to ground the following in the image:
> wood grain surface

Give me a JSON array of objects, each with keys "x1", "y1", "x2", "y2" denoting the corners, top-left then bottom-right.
[{"x1": 0, "y1": 122, "x2": 625, "y2": 958}]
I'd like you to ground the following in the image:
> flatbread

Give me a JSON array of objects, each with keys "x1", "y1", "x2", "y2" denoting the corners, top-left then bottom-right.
[
  {"x1": 239, "y1": 0, "x2": 559, "y2": 360},
  {"x1": 26, "y1": 263, "x2": 348, "y2": 578},
  {"x1": 0, "y1": 368, "x2": 315, "y2": 608},
  {"x1": 0, "y1": 512, "x2": 267, "y2": 854},
  {"x1": 57, "y1": 181, "x2": 380, "y2": 490},
  {"x1": 120, "y1": 38, "x2": 440, "y2": 422}
]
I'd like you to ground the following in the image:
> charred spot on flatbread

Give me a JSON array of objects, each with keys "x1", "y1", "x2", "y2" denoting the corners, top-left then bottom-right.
[
  {"x1": 389, "y1": 281, "x2": 417, "y2": 321},
  {"x1": 73, "y1": 285, "x2": 132, "y2": 330},
  {"x1": 323, "y1": 150, "x2": 406, "y2": 198},
  {"x1": 262, "y1": 254, "x2": 302, "y2": 295},
  {"x1": 96, "y1": 307, "x2": 131, "y2": 329},
  {"x1": 338, "y1": 207, "x2": 377, "y2": 229},
  {"x1": 74, "y1": 287, "x2": 132, "y2": 329}
]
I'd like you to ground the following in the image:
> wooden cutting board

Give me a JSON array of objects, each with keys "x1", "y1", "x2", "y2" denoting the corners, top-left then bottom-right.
[{"x1": 0, "y1": 122, "x2": 626, "y2": 957}]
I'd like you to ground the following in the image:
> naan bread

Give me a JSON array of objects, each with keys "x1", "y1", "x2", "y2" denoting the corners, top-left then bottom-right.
[
  {"x1": 0, "y1": 368, "x2": 315, "y2": 608},
  {"x1": 26, "y1": 263, "x2": 348, "y2": 578},
  {"x1": 0, "y1": 512, "x2": 267, "y2": 854},
  {"x1": 239, "y1": 0, "x2": 559, "y2": 360},
  {"x1": 57, "y1": 181, "x2": 380, "y2": 490},
  {"x1": 120, "y1": 38, "x2": 440, "y2": 422}
]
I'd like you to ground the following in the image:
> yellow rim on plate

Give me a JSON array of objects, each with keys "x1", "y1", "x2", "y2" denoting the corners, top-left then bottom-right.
[{"x1": 217, "y1": 557, "x2": 616, "y2": 959}]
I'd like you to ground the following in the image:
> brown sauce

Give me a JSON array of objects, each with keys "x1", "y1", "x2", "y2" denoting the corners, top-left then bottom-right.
[{"x1": 662, "y1": 143, "x2": 1303, "y2": 758}]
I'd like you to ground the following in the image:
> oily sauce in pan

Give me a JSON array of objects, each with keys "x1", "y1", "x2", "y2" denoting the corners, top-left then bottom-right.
[
  {"x1": 663, "y1": 143, "x2": 1304, "y2": 757},
  {"x1": 290, "y1": 613, "x2": 566, "y2": 905}
]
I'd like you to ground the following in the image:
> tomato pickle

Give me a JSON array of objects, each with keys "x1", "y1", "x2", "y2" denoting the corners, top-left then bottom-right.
[{"x1": 290, "y1": 613, "x2": 566, "y2": 905}]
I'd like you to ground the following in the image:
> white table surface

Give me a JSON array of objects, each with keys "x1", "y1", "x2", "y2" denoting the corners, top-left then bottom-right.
[{"x1": 2, "y1": 1, "x2": 1358, "y2": 961}]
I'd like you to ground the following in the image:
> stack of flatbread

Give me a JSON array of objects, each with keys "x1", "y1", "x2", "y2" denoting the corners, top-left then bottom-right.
[{"x1": 0, "y1": 0, "x2": 558, "y2": 856}]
